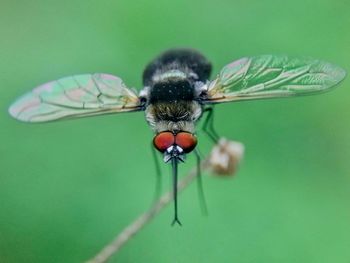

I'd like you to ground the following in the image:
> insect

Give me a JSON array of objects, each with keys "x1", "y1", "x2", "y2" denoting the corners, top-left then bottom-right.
[{"x1": 9, "y1": 49, "x2": 346, "y2": 225}]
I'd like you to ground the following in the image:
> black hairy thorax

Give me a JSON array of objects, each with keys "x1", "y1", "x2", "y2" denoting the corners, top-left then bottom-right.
[
  {"x1": 146, "y1": 73, "x2": 197, "y2": 122},
  {"x1": 149, "y1": 79, "x2": 194, "y2": 104},
  {"x1": 147, "y1": 75, "x2": 200, "y2": 123}
]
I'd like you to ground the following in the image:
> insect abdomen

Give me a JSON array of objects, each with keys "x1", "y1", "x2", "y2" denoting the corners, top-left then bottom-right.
[{"x1": 142, "y1": 48, "x2": 212, "y2": 87}]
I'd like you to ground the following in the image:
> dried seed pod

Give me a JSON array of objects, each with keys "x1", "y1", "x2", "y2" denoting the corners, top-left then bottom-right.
[{"x1": 206, "y1": 138, "x2": 244, "y2": 176}]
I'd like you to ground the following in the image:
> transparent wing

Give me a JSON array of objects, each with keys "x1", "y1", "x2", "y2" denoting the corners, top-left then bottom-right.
[
  {"x1": 9, "y1": 73, "x2": 142, "y2": 122},
  {"x1": 204, "y1": 55, "x2": 346, "y2": 103}
]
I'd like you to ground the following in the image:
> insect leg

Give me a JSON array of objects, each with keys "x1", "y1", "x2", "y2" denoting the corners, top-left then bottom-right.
[
  {"x1": 202, "y1": 106, "x2": 220, "y2": 143},
  {"x1": 194, "y1": 148, "x2": 208, "y2": 216},
  {"x1": 151, "y1": 143, "x2": 162, "y2": 203}
]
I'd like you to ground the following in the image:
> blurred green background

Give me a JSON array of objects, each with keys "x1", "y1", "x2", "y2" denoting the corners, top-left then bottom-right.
[{"x1": 1, "y1": 0, "x2": 349, "y2": 262}]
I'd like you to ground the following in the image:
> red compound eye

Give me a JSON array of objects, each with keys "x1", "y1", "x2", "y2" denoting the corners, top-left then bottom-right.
[
  {"x1": 175, "y1": 132, "x2": 197, "y2": 153},
  {"x1": 153, "y1": 132, "x2": 175, "y2": 152}
]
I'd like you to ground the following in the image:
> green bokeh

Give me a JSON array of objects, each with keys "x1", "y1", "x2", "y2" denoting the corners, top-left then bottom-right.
[{"x1": 1, "y1": 0, "x2": 349, "y2": 262}]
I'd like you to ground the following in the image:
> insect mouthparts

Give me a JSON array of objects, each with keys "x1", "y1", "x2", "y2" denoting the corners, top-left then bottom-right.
[{"x1": 163, "y1": 146, "x2": 185, "y2": 163}]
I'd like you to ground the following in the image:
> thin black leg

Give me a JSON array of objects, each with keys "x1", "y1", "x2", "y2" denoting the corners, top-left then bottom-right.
[
  {"x1": 202, "y1": 107, "x2": 220, "y2": 143},
  {"x1": 194, "y1": 149, "x2": 208, "y2": 216},
  {"x1": 151, "y1": 143, "x2": 162, "y2": 203}
]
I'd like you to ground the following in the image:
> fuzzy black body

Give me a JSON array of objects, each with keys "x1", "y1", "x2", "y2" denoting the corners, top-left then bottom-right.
[{"x1": 142, "y1": 49, "x2": 212, "y2": 133}]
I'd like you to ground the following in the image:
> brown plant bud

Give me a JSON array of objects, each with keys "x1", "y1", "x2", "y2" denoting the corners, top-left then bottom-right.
[{"x1": 206, "y1": 138, "x2": 244, "y2": 176}]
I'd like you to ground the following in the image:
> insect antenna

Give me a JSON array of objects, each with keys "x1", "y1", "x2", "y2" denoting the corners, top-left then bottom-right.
[
  {"x1": 194, "y1": 149, "x2": 208, "y2": 216},
  {"x1": 171, "y1": 157, "x2": 182, "y2": 226},
  {"x1": 202, "y1": 107, "x2": 220, "y2": 143}
]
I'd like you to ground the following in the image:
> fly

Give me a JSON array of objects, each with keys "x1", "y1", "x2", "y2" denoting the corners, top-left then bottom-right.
[{"x1": 8, "y1": 49, "x2": 346, "y2": 225}]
